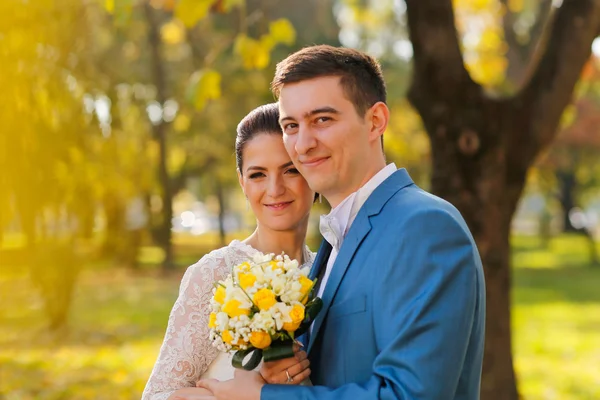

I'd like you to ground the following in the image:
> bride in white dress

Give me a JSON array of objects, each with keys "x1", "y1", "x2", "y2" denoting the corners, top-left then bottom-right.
[{"x1": 142, "y1": 103, "x2": 316, "y2": 400}]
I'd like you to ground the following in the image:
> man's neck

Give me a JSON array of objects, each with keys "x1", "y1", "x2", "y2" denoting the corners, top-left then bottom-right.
[{"x1": 325, "y1": 161, "x2": 387, "y2": 209}]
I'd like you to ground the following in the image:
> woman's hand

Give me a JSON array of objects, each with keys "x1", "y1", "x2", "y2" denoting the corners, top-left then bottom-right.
[
  {"x1": 258, "y1": 344, "x2": 311, "y2": 385},
  {"x1": 169, "y1": 386, "x2": 214, "y2": 400}
]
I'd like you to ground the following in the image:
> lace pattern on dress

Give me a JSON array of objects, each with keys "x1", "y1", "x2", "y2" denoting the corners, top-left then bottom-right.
[{"x1": 141, "y1": 240, "x2": 314, "y2": 400}]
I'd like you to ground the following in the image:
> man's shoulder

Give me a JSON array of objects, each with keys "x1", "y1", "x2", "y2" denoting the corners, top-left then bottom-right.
[{"x1": 385, "y1": 184, "x2": 461, "y2": 219}]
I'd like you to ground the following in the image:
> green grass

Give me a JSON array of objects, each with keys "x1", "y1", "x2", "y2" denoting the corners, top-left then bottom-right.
[
  {"x1": 0, "y1": 234, "x2": 599, "y2": 399},
  {"x1": 511, "y1": 234, "x2": 600, "y2": 399}
]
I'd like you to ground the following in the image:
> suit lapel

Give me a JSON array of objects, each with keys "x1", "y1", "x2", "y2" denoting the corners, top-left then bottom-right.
[
  {"x1": 307, "y1": 216, "x2": 372, "y2": 354},
  {"x1": 308, "y1": 239, "x2": 332, "y2": 281},
  {"x1": 307, "y1": 169, "x2": 415, "y2": 355}
]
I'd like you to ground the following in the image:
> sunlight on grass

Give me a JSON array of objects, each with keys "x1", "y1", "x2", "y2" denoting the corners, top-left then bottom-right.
[
  {"x1": 511, "y1": 235, "x2": 600, "y2": 400},
  {"x1": 0, "y1": 234, "x2": 598, "y2": 398}
]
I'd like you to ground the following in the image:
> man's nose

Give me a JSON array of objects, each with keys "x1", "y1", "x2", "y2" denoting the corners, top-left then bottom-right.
[{"x1": 295, "y1": 127, "x2": 317, "y2": 155}]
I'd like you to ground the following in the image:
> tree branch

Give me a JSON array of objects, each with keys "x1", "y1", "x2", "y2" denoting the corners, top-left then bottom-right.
[
  {"x1": 502, "y1": 0, "x2": 553, "y2": 87},
  {"x1": 405, "y1": 0, "x2": 478, "y2": 103},
  {"x1": 519, "y1": 0, "x2": 600, "y2": 158}
]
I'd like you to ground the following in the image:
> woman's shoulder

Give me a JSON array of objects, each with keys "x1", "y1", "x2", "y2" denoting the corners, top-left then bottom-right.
[{"x1": 187, "y1": 239, "x2": 257, "y2": 272}]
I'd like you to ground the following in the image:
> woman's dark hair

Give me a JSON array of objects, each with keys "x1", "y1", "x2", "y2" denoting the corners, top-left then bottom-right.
[
  {"x1": 235, "y1": 102, "x2": 281, "y2": 175},
  {"x1": 235, "y1": 102, "x2": 319, "y2": 202}
]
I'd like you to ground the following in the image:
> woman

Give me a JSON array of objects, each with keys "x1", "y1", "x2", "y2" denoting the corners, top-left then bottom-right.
[{"x1": 142, "y1": 103, "x2": 315, "y2": 400}]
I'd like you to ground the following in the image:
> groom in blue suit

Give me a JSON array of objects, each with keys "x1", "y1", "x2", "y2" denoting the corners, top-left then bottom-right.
[{"x1": 199, "y1": 45, "x2": 485, "y2": 399}]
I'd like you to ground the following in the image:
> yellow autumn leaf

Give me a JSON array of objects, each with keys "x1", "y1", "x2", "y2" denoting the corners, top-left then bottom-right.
[
  {"x1": 223, "y1": 0, "x2": 245, "y2": 12},
  {"x1": 234, "y1": 35, "x2": 270, "y2": 69},
  {"x1": 168, "y1": 146, "x2": 186, "y2": 175},
  {"x1": 175, "y1": 0, "x2": 213, "y2": 28},
  {"x1": 508, "y1": 0, "x2": 524, "y2": 13},
  {"x1": 105, "y1": 0, "x2": 114, "y2": 13},
  {"x1": 161, "y1": 19, "x2": 185, "y2": 45},
  {"x1": 269, "y1": 18, "x2": 296, "y2": 46},
  {"x1": 190, "y1": 69, "x2": 221, "y2": 110},
  {"x1": 173, "y1": 113, "x2": 191, "y2": 132}
]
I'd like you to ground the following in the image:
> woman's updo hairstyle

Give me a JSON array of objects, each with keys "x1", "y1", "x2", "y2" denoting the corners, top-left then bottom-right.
[{"x1": 235, "y1": 102, "x2": 281, "y2": 175}]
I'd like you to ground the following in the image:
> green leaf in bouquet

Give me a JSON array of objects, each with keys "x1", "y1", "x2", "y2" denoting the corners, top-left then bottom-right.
[
  {"x1": 263, "y1": 340, "x2": 296, "y2": 362},
  {"x1": 232, "y1": 347, "x2": 263, "y2": 371}
]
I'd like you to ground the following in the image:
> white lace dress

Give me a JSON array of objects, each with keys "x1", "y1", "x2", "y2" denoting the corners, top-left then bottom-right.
[{"x1": 142, "y1": 239, "x2": 315, "y2": 400}]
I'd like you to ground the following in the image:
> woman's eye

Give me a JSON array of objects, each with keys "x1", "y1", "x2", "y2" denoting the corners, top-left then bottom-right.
[{"x1": 249, "y1": 172, "x2": 265, "y2": 179}]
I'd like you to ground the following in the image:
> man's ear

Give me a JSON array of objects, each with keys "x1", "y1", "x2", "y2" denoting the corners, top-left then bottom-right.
[{"x1": 367, "y1": 102, "x2": 389, "y2": 144}]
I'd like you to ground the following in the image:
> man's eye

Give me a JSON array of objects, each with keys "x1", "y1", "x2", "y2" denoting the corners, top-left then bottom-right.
[
  {"x1": 316, "y1": 116, "x2": 331, "y2": 123},
  {"x1": 284, "y1": 123, "x2": 298, "y2": 132},
  {"x1": 286, "y1": 168, "x2": 300, "y2": 175}
]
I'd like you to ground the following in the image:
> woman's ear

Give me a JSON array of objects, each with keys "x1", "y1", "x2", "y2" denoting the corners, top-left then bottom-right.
[{"x1": 237, "y1": 169, "x2": 245, "y2": 195}]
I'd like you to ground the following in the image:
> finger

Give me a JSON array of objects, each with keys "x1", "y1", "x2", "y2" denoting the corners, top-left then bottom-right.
[
  {"x1": 293, "y1": 342, "x2": 301, "y2": 352},
  {"x1": 196, "y1": 378, "x2": 218, "y2": 391},
  {"x1": 290, "y1": 367, "x2": 311, "y2": 385},
  {"x1": 295, "y1": 350, "x2": 308, "y2": 362},
  {"x1": 286, "y1": 359, "x2": 310, "y2": 378},
  {"x1": 263, "y1": 357, "x2": 300, "y2": 374}
]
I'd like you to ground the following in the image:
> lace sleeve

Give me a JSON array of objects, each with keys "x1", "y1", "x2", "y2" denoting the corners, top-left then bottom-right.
[{"x1": 141, "y1": 252, "x2": 228, "y2": 400}]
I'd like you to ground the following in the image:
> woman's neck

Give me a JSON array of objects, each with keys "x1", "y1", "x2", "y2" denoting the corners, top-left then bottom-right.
[{"x1": 243, "y1": 223, "x2": 308, "y2": 264}]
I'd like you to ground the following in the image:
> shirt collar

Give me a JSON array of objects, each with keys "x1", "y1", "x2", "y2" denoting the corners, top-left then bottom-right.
[{"x1": 319, "y1": 163, "x2": 397, "y2": 251}]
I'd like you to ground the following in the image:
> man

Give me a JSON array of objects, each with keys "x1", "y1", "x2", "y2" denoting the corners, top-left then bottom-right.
[{"x1": 198, "y1": 45, "x2": 485, "y2": 400}]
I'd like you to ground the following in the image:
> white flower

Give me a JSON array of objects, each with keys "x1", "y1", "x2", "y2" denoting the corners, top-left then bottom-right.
[
  {"x1": 283, "y1": 258, "x2": 299, "y2": 271},
  {"x1": 250, "y1": 310, "x2": 276, "y2": 333},
  {"x1": 253, "y1": 252, "x2": 273, "y2": 264},
  {"x1": 216, "y1": 312, "x2": 229, "y2": 331},
  {"x1": 271, "y1": 276, "x2": 287, "y2": 296},
  {"x1": 269, "y1": 303, "x2": 292, "y2": 330}
]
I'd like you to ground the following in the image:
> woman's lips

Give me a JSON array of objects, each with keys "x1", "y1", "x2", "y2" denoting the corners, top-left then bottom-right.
[{"x1": 264, "y1": 201, "x2": 293, "y2": 211}]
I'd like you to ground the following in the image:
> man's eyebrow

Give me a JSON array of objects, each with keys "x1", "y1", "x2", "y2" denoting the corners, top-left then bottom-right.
[{"x1": 279, "y1": 107, "x2": 340, "y2": 124}]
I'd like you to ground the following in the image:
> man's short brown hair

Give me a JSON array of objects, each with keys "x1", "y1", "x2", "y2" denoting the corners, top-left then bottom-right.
[{"x1": 271, "y1": 45, "x2": 387, "y2": 116}]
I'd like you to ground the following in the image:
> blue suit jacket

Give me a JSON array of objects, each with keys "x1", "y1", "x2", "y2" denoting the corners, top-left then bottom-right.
[{"x1": 262, "y1": 169, "x2": 486, "y2": 399}]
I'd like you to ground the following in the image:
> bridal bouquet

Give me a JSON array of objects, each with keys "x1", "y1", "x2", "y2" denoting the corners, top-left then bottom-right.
[{"x1": 208, "y1": 252, "x2": 322, "y2": 370}]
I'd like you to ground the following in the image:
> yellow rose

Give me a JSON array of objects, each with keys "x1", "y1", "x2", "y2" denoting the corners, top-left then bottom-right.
[
  {"x1": 253, "y1": 288, "x2": 277, "y2": 311},
  {"x1": 208, "y1": 312, "x2": 217, "y2": 328},
  {"x1": 214, "y1": 286, "x2": 226, "y2": 304},
  {"x1": 222, "y1": 330, "x2": 234, "y2": 344},
  {"x1": 223, "y1": 299, "x2": 250, "y2": 318},
  {"x1": 239, "y1": 273, "x2": 256, "y2": 289},
  {"x1": 249, "y1": 331, "x2": 272, "y2": 349},
  {"x1": 299, "y1": 276, "x2": 314, "y2": 304},
  {"x1": 282, "y1": 304, "x2": 305, "y2": 332}
]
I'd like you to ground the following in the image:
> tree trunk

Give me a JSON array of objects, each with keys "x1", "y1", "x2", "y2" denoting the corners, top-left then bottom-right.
[
  {"x1": 145, "y1": 3, "x2": 174, "y2": 270},
  {"x1": 557, "y1": 169, "x2": 578, "y2": 232},
  {"x1": 556, "y1": 169, "x2": 599, "y2": 265},
  {"x1": 405, "y1": 1, "x2": 600, "y2": 398},
  {"x1": 215, "y1": 178, "x2": 227, "y2": 247}
]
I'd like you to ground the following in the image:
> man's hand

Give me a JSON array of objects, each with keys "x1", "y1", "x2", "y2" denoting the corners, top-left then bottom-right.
[
  {"x1": 197, "y1": 370, "x2": 265, "y2": 400},
  {"x1": 259, "y1": 346, "x2": 311, "y2": 385}
]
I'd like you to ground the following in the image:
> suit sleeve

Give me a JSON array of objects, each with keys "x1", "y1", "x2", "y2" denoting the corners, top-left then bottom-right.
[{"x1": 261, "y1": 207, "x2": 483, "y2": 400}]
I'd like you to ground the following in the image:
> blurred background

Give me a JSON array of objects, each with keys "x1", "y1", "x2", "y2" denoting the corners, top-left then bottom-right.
[{"x1": 0, "y1": 0, "x2": 599, "y2": 399}]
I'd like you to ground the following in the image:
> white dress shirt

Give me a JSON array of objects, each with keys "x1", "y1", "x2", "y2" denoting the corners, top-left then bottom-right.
[{"x1": 317, "y1": 163, "x2": 397, "y2": 298}]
